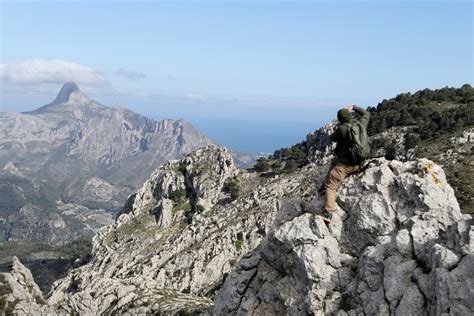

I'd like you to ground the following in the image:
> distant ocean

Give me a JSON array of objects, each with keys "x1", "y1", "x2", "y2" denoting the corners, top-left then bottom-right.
[{"x1": 189, "y1": 117, "x2": 329, "y2": 154}]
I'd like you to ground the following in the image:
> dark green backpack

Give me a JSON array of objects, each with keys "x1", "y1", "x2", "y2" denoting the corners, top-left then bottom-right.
[{"x1": 346, "y1": 121, "x2": 370, "y2": 163}]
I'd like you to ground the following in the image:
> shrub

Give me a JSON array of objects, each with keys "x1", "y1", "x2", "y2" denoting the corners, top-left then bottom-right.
[
  {"x1": 195, "y1": 204, "x2": 205, "y2": 213},
  {"x1": 223, "y1": 177, "x2": 240, "y2": 200},
  {"x1": 284, "y1": 160, "x2": 299, "y2": 173},
  {"x1": 385, "y1": 142, "x2": 397, "y2": 160},
  {"x1": 234, "y1": 232, "x2": 244, "y2": 251},
  {"x1": 404, "y1": 133, "x2": 421, "y2": 149},
  {"x1": 254, "y1": 157, "x2": 270, "y2": 172},
  {"x1": 169, "y1": 189, "x2": 186, "y2": 203}
]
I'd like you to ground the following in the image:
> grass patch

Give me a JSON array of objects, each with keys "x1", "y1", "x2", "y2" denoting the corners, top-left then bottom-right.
[{"x1": 172, "y1": 202, "x2": 192, "y2": 213}]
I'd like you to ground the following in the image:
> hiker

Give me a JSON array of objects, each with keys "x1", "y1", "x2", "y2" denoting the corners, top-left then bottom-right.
[{"x1": 319, "y1": 105, "x2": 370, "y2": 224}]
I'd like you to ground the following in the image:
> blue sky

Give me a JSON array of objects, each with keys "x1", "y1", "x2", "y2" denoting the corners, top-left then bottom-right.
[{"x1": 1, "y1": 0, "x2": 472, "y2": 152}]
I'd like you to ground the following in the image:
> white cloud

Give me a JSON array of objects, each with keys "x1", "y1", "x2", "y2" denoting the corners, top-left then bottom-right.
[{"x1": 0, "y1": 59, "x2": 109, "y2": 87}]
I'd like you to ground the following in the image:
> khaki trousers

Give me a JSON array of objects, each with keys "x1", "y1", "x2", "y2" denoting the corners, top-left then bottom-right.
[{"x1": 324, "y1": 159, "x2": 360, "y2": 211}]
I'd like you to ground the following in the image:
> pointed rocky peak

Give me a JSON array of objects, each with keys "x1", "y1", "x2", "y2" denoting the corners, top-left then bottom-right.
[
  {"x1": 24, "y1": 82, "x2": 103, "y2": 114},
  {"x1": 52, "y1": 81, "x2": 90, "y2": 104}
]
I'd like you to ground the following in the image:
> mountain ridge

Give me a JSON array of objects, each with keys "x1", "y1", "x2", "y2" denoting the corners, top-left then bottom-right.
[{"x1": 0, "y1": 83, "x2": 219, "y2": 245}]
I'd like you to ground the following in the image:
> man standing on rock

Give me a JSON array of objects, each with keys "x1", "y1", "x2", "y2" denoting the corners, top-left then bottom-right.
[{"x1": 319, "y1": 105, "x2": 370, "y2": 224}]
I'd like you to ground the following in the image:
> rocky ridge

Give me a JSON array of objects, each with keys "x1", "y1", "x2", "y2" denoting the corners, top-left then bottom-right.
[
  {"x1": 1, "y1": 122, "x2": 473, "y2": 314},
  {"x1": 215, "y1": 159, "x2": 473, "y2": 315}
]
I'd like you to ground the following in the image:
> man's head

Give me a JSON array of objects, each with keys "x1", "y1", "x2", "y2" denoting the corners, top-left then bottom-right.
[{"x1": 337, "y1": 109, "x2": 353, "y2": 123}]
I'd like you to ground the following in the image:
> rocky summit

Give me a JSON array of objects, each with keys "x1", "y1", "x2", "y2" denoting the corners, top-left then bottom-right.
[{"x1": 1, "y1": 122, "x2": 472, "y2": 315}]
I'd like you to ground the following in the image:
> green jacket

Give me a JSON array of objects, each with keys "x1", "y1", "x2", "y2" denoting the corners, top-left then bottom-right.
[{"x1": 330, "y1": 106, "x2": 370, "y2": 164}]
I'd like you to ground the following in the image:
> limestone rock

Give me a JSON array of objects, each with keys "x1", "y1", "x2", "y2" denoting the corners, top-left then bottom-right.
[
  {"x1": 42, "y1": 145, "x2": 314, "y2": 314},
  {"x1": 214, "y1": 158, "x2": 473, "y2": 315},
  {"x1": 0, "y1": 257, "x2": 53, "y2": 314}
]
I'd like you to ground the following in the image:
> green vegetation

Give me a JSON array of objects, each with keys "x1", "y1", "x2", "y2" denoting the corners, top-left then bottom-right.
[
  {"x1": 367, "y1": 84, "x2": 474, "y2": 139},
  {"x1": 404, "y1": 133, "x2": 421, "y2": 149},
  {"x1": 223, "y1": 177, "x2": 240, "y2": 201},
  {"x1": 172, "y1": 202, "x2": 192, "y2": 213},
  {"x1": 253, "y1": 141, "x2": 309, "y2": 175},
  {"x1": 384, "y1": 141, "x2": 397, "y2": 160},
  {"x1": 55, "y1": 239, "x2": 92, "y2": 259},
  {"x1": 116, "y1": 213, "x2": 155, "y2": 237},
  {"x1": 0, "y1": 239, "x2": 93, "y2": 265},
  {"x1": 177, "y1": 162, "x2": 187, "y2": 176},
  {"x1": 365, "y1": 85, "x2": 474, "y2": 212},
  {"x1": 234, "y1": 232, "x2": 244, "y2": 252},
  {"x1": 169, "y1": 189, "x2": 187, "y2": 204}
]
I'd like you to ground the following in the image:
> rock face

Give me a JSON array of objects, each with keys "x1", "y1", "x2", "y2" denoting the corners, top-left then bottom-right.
[
  {"x1": 306, "y1": 120, "x2": 337, "y2": 164},
  {"x1": 1, "y1": 133, "x2": 472, "y2": 314},
  {"x1": 214, "y1": 158, "x2": 473, "y2": 315},
  {"x1": 44, "y1": 145, "x2": 308, "y2": 314},
  {"x1": 0, "y1": 257, "x2": 52, "y2": 314}
]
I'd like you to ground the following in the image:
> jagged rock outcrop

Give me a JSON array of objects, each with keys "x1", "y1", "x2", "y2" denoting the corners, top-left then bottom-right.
[
  {"x1": 34, "y1": 145, "x2": 316, "y2": 314},
  {"x1": 214, "y1": 158, "x2": 473, "y2": 315},
  {"x1": 306, "y1": 120, "x2": 337, "y2": 164},
  {"x1": 0, "y1": 257, "x2": 52, "y2": 314},
  {"x1": 2, "y1": 140, "x2": 472, "y2": 314},
  {"x1": 450, "y1": 128, "x2": 474, "y2": 145}
]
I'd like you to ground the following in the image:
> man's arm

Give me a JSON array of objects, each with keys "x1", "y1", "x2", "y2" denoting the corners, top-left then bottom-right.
[{"x1": 352, "y1": 105, "x2": 370, "y2": 127}]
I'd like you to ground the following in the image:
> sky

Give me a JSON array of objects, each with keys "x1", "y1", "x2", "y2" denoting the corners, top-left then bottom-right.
[{"x1": 1, "y1": 0, "x2": 472, "y2": 153}]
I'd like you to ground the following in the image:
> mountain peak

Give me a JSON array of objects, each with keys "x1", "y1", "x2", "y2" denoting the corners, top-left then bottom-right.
[
  {"x1": 23, "y1": 82, "x2": 98, "y2": 115},
  {"x1": 53, "y1": 82, "x2": 85, "y2": 104}
]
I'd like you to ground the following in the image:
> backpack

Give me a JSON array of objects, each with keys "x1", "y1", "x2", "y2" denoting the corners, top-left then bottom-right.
[{"x1": 346, "y1": 121, "x2": 370, "y2": 163}]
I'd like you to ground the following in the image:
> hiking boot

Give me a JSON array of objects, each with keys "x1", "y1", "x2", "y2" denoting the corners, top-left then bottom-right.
[{"x1": 319, "y1": 209, "x2": 333, "y2": 225}]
